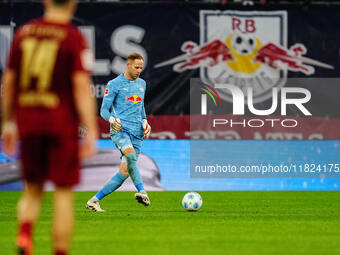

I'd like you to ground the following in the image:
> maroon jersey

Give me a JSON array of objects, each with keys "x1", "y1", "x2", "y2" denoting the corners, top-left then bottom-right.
[{"x1": 7, "y1": 18, "x2": 91, "y2": 137}]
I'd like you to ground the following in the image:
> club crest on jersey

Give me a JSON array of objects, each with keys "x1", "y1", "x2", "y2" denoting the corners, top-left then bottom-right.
[
  {"x1": 154, "y1": 10, "x2": 333, "y2": 103},
  {"x1": 126, "y1": 94, "x2": 142, "y2": 104},
  {"x1": 104, "y1": 88, "x2": 109, "y2": 96}
]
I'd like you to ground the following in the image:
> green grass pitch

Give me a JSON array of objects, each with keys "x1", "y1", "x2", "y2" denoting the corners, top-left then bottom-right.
[{"x1": 0, "y1": 191, "x2": 340, "y2": 255}]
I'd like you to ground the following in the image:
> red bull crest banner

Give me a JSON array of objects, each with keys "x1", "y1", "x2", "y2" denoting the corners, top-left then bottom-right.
[
  {"x1": 155, "y1": 10, "x2": 333, "y2": 104},
  {"x1": 201, "y1": 11, "x2": 289, "y2": 104}
]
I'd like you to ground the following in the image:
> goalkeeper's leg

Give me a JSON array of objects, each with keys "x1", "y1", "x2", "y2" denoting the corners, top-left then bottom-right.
[
  {"x1": 87, "y1": 132, "x2": 130, "y2": 211},
  {"x1": 88, "y1": 160, "x2": 128, "y2": 204},
  {"x1": 94, "y1": 133, "x2": 145, "y2": 197},
  {"x1": 123, "y1": 147, "x2": 150, "y2": 206}
]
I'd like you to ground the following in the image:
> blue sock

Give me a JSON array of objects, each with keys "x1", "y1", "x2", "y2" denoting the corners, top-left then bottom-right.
[
  {"x1": 126, "y1": 153, "x2": 145, "y2": 192},
  {"x1": 94, "y1": 172, "x2": 127, "y2": 200}
]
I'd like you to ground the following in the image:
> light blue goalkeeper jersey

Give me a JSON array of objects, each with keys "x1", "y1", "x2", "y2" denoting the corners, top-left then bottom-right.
[{"x1": 101, "y1": 74, "x2": 146, "y2": 138}]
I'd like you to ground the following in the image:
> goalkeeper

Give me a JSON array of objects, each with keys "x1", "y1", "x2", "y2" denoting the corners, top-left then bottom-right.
[{"x1": 86, "y1": 53, "x2": 151, "y2": 212}]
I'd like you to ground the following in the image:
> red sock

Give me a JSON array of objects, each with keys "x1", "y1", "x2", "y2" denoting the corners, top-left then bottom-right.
[
  {"x1": 17, "y1": 221, "x2": 33, "y2": 253},
  {"x1": 19, "y1": 221, "x2": 32, "y2": 237},
  {"x1": 55, "y1": 251, "x2": 67, "y2": 255}
]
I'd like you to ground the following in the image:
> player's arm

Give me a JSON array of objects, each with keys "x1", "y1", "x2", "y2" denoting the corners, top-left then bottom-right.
[
  {"x1": 100, "y1": 82, "x2": 122, "y2": 133},
  {"x1": 1, "y1": 69, "x2": 16, "y2": 124},
  {"x1": 71, "y1": 31, "x2": 98, "y2": 158},
  {"x1": 1, "y1": 69, "x2": 18, "y2": 156},
  {"x1": 1, "y1": 30, "x2": 21, "y2": 156},
  {"x1": 141, "y1": 85, "x2": 151, "y2": 139},
  {"x1": 73, "y1": 71, "x2": 98, "y2": 159},
  {"x1": 100, "y1": 81, "x2": 117, "y2": 120},
  {"x1": 141, "y1": 102, "x2": 147, "y2": 120}
]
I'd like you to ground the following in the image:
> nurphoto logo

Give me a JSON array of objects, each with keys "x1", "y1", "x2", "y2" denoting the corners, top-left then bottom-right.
[{"x1": 201, "y1": 83, "x2": 312, "y2": 128}]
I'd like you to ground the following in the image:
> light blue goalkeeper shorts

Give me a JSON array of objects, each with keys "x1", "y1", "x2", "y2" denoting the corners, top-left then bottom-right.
[{"x1": 110, "y1": 130, "x2": 142, "y2": 162}]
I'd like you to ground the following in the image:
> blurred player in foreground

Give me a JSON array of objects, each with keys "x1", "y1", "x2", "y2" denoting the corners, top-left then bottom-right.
[
  {"x1": 86, "y1": 53, "x2": 151, "y2": 212},
  {"x1": 1, "y1": 0, "x2": 98, "y2": 254}
]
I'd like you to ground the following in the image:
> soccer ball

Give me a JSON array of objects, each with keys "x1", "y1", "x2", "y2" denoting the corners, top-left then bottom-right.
[{"x1": 182, "y1": 192, "x2": 203, "y2": 211}]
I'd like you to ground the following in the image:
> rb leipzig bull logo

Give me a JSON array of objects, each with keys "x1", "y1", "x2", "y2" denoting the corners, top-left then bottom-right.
[
  {"x1": 126, "y1": 94, "x2": 142, "y2": 104},
  {"x1": 154, "y1": 11, "x2": 334, "y2": 104}
]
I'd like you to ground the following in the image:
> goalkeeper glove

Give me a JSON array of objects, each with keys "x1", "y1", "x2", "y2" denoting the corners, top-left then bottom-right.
[
  {"x1": 142, "y1": 119, "x2": 151, "y2": 139},
  {"x1": 109, "y1": 116, "x2": 122, "y2": 133}
]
